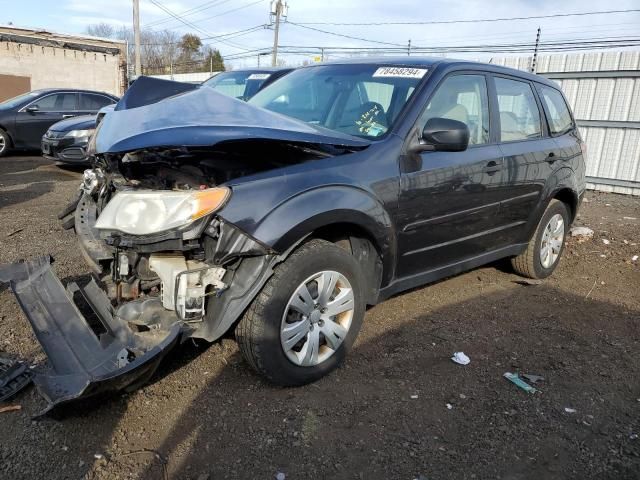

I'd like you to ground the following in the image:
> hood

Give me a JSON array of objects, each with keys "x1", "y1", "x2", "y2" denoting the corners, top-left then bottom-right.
[
  {"x1": 50, "y1": 114, "x2": 97, "y2": 132},
  {"x1": 95, "y1": 76, "x2": 370, "y2": 154}
]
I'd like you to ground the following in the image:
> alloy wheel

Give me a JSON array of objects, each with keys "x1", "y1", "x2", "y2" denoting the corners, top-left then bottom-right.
[{"x1": 540, "y1": 213, "x2": 565, "y2": 269}]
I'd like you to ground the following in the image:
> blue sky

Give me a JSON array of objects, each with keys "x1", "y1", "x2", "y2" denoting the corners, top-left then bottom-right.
[{"x1": 3, "y1": 0, "x2": 640, "y2": 67}]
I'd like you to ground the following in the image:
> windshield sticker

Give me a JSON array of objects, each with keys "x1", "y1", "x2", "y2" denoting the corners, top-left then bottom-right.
[
  {"x1": 248, "y1": 73, "x2": 271, "y2": 80},
  {"x1": 373, "y1": 67, "x2": 428, "y2": 79}
]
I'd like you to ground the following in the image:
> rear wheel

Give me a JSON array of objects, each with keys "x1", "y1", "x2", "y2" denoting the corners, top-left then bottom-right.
[
  {"x1": 511, "y1": 199, "x2": 569, "y2": 279},
  {"x1": 0, "y1": 130, "x2": 10, "y2": 157},
  {"x1": 236, "y1": 239, "x2": 365, "y2": 386}
]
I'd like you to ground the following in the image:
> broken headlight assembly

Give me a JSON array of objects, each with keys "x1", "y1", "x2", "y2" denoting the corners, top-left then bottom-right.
[{"x1": 95, "y1": 187, "x2": 230, "y2": 236}]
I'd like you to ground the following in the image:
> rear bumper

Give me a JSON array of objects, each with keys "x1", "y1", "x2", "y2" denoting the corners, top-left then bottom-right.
[{"x1": 0, "y1": 256, "x2": 181, "y2": 413}]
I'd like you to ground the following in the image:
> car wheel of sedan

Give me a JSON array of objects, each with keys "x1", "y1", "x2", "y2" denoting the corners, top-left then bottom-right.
[
  {"x1": 511, "y1": 199, "x2": 570, "y2": 279},
  {"x1": 236, "y1": 239, "x2": 365, "y2": 386},
  {"x1": 0, "y1": 130, "x2": 10, "y2": 157}
]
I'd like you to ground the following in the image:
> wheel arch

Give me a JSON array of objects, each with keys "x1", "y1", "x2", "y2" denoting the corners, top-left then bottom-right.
[
  {"x1": 552, "y1": 187, "x2": 579, "y2": 222},
  {"x1": 228, "y1": 185, "x2": 397, "y2": 296},
  {"x1": 0, "y1": 124, "x2": 14, "y2": 147}
]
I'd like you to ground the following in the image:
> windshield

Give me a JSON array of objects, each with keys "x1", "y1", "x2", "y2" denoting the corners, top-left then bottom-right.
[
  {"x1": 0, "y1": 91, "x2": 41, "y2": 109},
  {"x1": 203, "y1": 71, "x2": 272, "y2": 100},
  {"x1": 248, "y1": 64, "x2": 426, "y2": 139}
]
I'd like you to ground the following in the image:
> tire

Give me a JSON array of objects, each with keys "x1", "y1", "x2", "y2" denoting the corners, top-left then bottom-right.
[
  {"x1": 511, "y1": 199, "x2": 570, "y2": 279},
  {"x1": 236, "y1": 239, "x2": 366, "y2": 386},
  {"x1": 0, "y1": 129, "x2": 10, "y2": 157}
]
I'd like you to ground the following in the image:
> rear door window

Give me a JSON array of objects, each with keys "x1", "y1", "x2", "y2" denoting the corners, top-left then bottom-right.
[
  {"x1": 30, "y1": 93, "x2": 77, "y2": 111},
  {"x1": 537, "y1": 85, "x2": 574, "y2": 135},
  {"x1": 80, "y1": 94, "x2": 115, "y2": 111},
  {"x1": 495, "y1": 77, "x2": 541, "y2": 142}
]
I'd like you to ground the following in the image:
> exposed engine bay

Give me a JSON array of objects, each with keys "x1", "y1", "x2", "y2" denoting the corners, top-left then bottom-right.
[{"x1": 68, "y1": 140, "x2": 336, "y2": 316}]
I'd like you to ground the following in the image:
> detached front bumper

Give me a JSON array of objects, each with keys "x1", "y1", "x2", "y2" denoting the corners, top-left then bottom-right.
[{"x1": 0, "y1": 256, "x2": 181, "y2": 413}]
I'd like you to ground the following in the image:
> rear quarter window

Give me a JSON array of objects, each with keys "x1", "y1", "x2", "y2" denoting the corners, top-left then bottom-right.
[{"x1": 537, "y1": 85, "x2": 574, "y2": 135}]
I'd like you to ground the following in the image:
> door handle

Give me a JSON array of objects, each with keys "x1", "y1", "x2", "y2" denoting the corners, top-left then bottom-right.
[
  {"x1": 482, "y1": 160, "x2": 502, "y2": 176},
  {"x1": 62, "y1": 114, "x2": 75, "y2": 118}
]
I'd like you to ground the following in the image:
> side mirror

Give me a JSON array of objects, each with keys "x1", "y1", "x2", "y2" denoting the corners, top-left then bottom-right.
[
  {"x1": 410, "y1": 117, "x2": 470, "y2": 153},
  {"x1": 26, "y1": 105, "x2": 39, "y2": 113}
]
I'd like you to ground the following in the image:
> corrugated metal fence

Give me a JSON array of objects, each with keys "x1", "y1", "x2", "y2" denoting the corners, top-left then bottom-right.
[{"x1": 491, "y1": 51, "x2": 640, "y2": 195}]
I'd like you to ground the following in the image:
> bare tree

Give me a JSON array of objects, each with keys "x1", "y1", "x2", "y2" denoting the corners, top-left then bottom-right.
[
  {"x1": 85, "y1": 23, "x2": 115, "y2": 39},
  {"x1": 86, "y1": 23, "x2": 224, "y2": 76}
]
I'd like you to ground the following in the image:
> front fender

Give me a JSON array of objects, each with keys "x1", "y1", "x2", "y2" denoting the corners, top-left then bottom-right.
[{"x1": 219, "y1": 184, "x2": 397, "y2": 285}]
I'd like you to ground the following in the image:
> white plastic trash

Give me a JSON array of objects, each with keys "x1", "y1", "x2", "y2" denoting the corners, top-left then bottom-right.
[
  {"x1": 570, "y1": 226, "x2": 594, "y2": 238},
  {"x1": 451, "y1": 352, "x2": 470, "y2": 365}
]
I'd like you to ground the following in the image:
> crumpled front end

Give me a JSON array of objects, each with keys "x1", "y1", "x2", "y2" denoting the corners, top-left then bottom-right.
[
  {"x1": 0, "y1": 256, "x2": 181, "y2": 412},
  {"x1": 2, "y1": 77, "x2": 363, "y2": 411}
]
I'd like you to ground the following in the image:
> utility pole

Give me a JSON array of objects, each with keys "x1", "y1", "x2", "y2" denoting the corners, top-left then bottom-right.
[
  {"x1": 270, "y1": 0, "x2": 288, "y2": 67},
  {"x1": 531, "y1": 26, "x2": 541, "y2": 73},
  {"x1": 133, "y1": 0, "x2": 141, "y2": 77},
  {"x1": 407, "y1": 39, "x2": 411, "y2": 56}
]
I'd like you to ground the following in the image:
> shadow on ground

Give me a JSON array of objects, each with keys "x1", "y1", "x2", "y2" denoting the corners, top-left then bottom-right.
[{"x1": 12, "y1": 281, "x2": 634, "y2": 480}]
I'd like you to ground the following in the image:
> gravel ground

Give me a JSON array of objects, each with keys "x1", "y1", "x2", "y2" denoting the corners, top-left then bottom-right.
[{"x1": 0, "y1": 155, "x2": 639, "y2": 480}]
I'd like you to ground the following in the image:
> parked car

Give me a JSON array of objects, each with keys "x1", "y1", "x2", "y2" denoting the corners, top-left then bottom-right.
[
  {"x1": 0, "y1": 60, "x2": 586, "y2": 411},
  {"x1": 0, "y1": 89, "x2": 118, "y2": 157},
  {"x1": 41, "y1": 105, "x2": 116, "y2": 165},
  {"x1": 41, "y1": 115, "x2": 96, "y2": 165},
  {"x1": 202, "y1": 67, "x2": 293, "y2": 100}
]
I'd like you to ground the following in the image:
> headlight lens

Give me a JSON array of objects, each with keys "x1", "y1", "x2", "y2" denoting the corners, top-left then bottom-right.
[
  {"x1": 65, "y1": 129, "x2": 94, "y2": 138},
  {"x1": 95, "y1": 187, "x2": 230, "y2": 235}
]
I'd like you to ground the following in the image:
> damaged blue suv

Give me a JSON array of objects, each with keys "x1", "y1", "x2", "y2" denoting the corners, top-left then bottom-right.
[{"x1": 0, "y1": 58, "x2": 585, "y2": 411}]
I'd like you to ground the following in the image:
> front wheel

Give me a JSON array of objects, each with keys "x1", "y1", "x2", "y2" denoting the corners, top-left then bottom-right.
[
  {"x1": 236, "y1": 239, "x2": 365, "y2": 386},
  {"x1": 511, "y1": 199, "x2": 570, "y2": 279},
  {"x1": 0, "y1": 130, "x2": 10, "y2": 157}
]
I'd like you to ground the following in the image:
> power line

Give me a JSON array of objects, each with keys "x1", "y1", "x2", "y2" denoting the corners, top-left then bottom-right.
[
  {"x1": 138, "y1": 24, "x2": 268, "y2": 46},
  {"x1": 146, "y1": 0, "x2": 266, "y2": 33},
  {"x1": 287, "y1": 22, "x2": 406, "y2": 47},
  {"x1": 145, "y1": 0, "x2": 235, "y2": 28},
  {"x1": 294, "y1": 8, "x2": 640, "y2": 26},
  {"x1": 148, "y1": 0, "x2": 254, "y2": 51}
]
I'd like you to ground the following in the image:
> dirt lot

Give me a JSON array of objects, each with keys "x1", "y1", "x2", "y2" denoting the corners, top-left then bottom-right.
[{"x1": 0, "y1": 155, "x2": 639, "y2": 480}]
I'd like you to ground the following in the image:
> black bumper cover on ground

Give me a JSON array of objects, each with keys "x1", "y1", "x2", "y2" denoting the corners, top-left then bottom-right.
[{"x1": 0, "y1": 256, "x2": 180, "y2": 413}]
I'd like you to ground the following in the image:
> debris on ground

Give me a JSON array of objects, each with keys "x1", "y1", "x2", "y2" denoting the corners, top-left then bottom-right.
[
  {"x1": 569, "y1": 226, "x2": 594, "y2": 240},
  {"x1": 632, "y1": 255, "x2": 638, "y2": 262},
  {"x1": 513, "y1": 279, "x2": 543, "y2": 286},
  {"x1": 410, "y1": 394, "x2": 419, "y2": 399},
  {"x1": 602, "y1": 239, "x2": 610, "y2": 245},
  {"x1": 446, "y1": 403, "x2": 453, "y2": 410},
  {"x1": 451, "y1": 352, "x2": 470, "y2": 365},
  {"x1": 503, "y1": 372, "x2": 539, "y2": 394},
  {"x1": 0, "y1": 356, "x2": 33, "y2": 402},
  {"x1": 6, "y1": 228, "x2": 24, "y2": 237},
  {"x1": 521, "y1": 373, "x2": 545, "y2": 384},
  {"x1": 0, "y1": 405, "x2": 22, "y2": 414},
  {"x1": 275, "y1": 472, "x2": 286, "y2": 480},
  {"x1": 564, "y1": 407, "x2": 577, "y2": 414}
]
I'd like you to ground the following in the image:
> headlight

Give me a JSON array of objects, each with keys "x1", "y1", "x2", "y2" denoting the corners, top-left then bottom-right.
[
  {"x1": 65, "y1": 129, "x2": 94, "y2": 138},
  {"x1": 95, "y1": 187, "x2": 230, "y2": 235}
]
